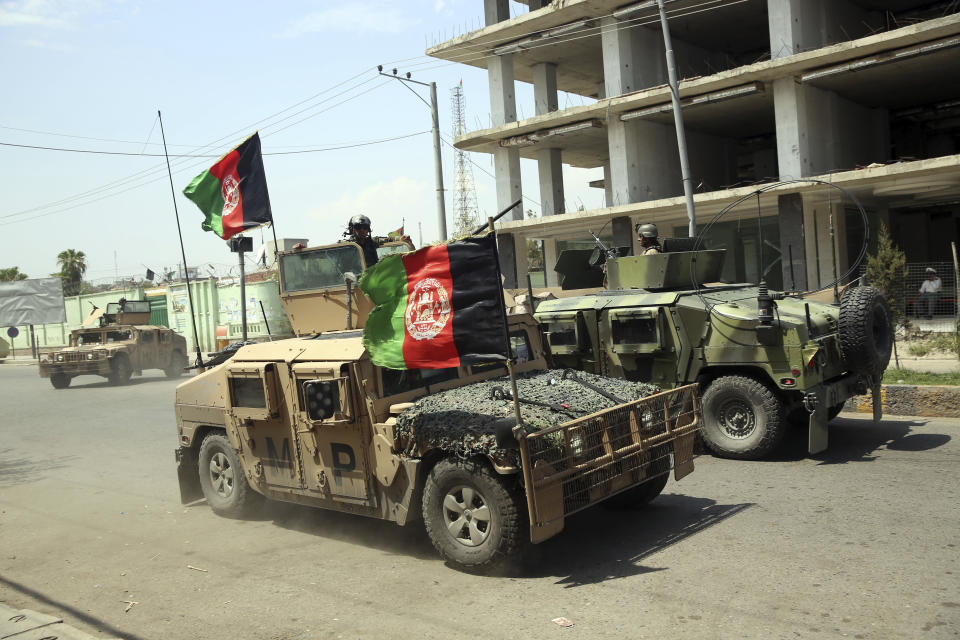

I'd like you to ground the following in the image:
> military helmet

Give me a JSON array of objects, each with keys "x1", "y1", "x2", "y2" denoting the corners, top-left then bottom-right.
[
  {"x1": 636, "y1": 223, "x2": 659, "y2": 238},
  {"x1": 349, "y1": 214, "x2": 371, "y2": 229}
]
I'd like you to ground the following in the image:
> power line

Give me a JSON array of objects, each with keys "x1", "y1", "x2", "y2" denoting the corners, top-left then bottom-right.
[
  {"x1": 0, "y1": 130, "x2": 430, "y2": 158},
  {"x1": 2, "y1": 71, "x2": 392, "y2": 224}
]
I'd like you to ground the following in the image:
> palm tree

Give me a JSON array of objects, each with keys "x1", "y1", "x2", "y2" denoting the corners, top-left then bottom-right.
[
  {"x1": 56, "y1": 249, "x2": 87, "y2": 296},
  {"x1": 0, "y1": 267, "x2": 28, "y2": 281}
]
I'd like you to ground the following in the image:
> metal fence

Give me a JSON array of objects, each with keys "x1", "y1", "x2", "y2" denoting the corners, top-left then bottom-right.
[{"x1": 903, "y1": 262, "x2": 957, "y2": 333}]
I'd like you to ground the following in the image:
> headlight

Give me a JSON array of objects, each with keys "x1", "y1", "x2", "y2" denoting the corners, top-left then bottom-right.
[
  {"x1": 569, "y1": 431, "x2": 586, "y2": 457},
  {"x1": 87, "y1": 353, "x2": 95, "y2": 360},
  {"x1": 56, "y1": 354, "x2": 64, "y2": 362}
]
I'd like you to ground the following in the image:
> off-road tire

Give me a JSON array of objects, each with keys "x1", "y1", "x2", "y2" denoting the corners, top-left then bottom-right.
[
  {"x1": 603, "y1": 471, "x2": 669, "y2": 508},
  {"x1": 422, "y1": 458, "x2": 525, "y2": 572},
  {"x1": 197, "y1": 434, "x2": 263, "y2": 518},
  {"x1": 50, "y1": 373, "x2": 71, "y2": 389},
  {"x1": 108, "y1": 354, "x2": 132, "y2": 386},
  {"x1": 702, "y1": 375, "x2": 785, "y2": 460},
  {"x1": 165, "y1": 350, "x2": 187, "y2": 378},
  {"x1": 839, "y1": 286, "x2": 893, "y2": 375}
]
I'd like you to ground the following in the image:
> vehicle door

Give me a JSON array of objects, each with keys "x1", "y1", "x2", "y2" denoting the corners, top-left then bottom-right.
[
  {"x1": 137, "y1": 329, "x2": 159, "y2": 369},
  {"x1": 289, "y1": 361, "x2": 373, "y2": 507},
  {"x1": 225, "y1": 362, "x2": 303, "y2": 490}
]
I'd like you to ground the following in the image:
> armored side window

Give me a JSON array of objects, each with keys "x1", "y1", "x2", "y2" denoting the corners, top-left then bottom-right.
[
  {"x1": 140, "y1": 331, "x2": 154, "y2": 344},
  {"x1": 608, "y1": 309, "x2": 665, "y2": 354},
  {"x1": 227, "y1": 363, "x2": 281, "y2": 419},
  {"x1": 230, "y1": 377, "x2": 267, "y2": 408}
]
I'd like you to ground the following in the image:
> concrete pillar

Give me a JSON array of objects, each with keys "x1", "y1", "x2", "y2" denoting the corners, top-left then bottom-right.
[
  {"x1": 777, "y1": 193, "x2": 808, "y2": 291},
  {"x1": 612, "y1": 216, "x2": 635, "y2": 256},
  {"x1": 537, "y1": 148, "x2": 564, "y2": 216},
  {"x1": 488, "y1": 53, "x2": 523, "y2": 217},
  {"x1": 533, "y1": 63, "x2": 558, "y2": 116},
  {"x1": 494, "y1": 147, "x2": 523, "y2": 219},
  {"x1": 775, "y1": 78, "x2": 888, "y2": 179},
  {"x1": 543, "y1": 239, "x2": 559, "y2": 287},
  {"x1": 488, "y1": 55, "x2": 516, "y2": 125},
  {"x1": 484, "y1": 0, "x2": 509, "y2": 26},
  {"x1": 606, "y1": 119, "x2": 643, "y2": 206},
  {"x1": 497, "y1": 233, "x2": 528, "y2": 290},
  {"x1": 804, "y1": 200, "x2": 848, "y2": 291},
  {"x1": 603, "y1": 164, "x2": 613, "y2": 207},
  {"x1": 769, "y1": 0, "x2": 876, "y2": 59}
]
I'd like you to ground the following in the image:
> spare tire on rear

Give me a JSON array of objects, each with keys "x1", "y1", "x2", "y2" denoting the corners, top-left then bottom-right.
[{"x1": 838, "y1": 286, "x2": 893, "y2": 375}]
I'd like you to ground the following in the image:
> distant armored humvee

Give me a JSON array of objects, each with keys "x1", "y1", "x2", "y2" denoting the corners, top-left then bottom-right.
[
  {"x1": 536, "y1": 244, "x2": 892, "y2": 460},
  {"x1": 40, "y1": 300, "x2": 188, "y2": 388},
  {"x1": 174, "y1": 240, "x2": 702, "y2": 571}
]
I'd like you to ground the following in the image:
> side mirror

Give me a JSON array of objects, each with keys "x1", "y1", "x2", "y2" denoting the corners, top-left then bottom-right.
[{"x1": 303, "y1": 380, "x2": 341, "y2": 421}]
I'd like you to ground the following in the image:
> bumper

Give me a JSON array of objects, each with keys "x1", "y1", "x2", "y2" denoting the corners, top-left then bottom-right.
[
  {"x1": 517, "y1": 384, "x2": 701, "y2": 544},
  {"x1": 39, "y1": 361, "x2": 111, "y2": 378}
]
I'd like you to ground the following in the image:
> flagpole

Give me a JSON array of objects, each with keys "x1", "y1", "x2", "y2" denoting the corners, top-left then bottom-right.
[
  {"x1": 487, "y1": 215, "x2": 524, "y2": 431},
  {"x1": 257, "y1": 130, "x2": 281, "y2": 268},
  {"x1": 158, "y1": 110, "x2": 204, "y2": 368}
]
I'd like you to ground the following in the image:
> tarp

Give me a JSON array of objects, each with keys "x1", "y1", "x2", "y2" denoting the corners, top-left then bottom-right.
[{"x1": 0, "y1": 278, "x2": 67, "y2": 326}]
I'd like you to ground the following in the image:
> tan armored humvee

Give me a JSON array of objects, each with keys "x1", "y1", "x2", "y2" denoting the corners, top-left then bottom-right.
[
  {"x1": 174, "y1": 240, "x2": 701, "y2": 571},
  {"x1": 40, "y1": 300, "x2": 188, "y2": 389}
]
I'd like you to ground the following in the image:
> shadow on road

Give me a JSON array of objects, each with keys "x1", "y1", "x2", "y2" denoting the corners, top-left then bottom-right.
[
  {"x1": 264, "y1": 500, "x2": 438, "y2": 561},
  {"x1": 525, "y1": 494, "x2": 752, "y2": 586},
  {"x1": 0, "y1": 575, "x2": 148, "y2": 640},
  {"x1": 216, "y1": 489, "x2": 750, "y2": 582},
  {"x1": 767, "y1": 416, "x2": 950, "y2": 464},
  {"x1": 0, "y1": 448, "x2": 77, "y2": 488}
]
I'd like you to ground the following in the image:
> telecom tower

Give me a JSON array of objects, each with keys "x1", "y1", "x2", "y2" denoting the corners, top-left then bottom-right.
[{"x1": 450, "y1": 82, "x2": 480, "y2": 238}]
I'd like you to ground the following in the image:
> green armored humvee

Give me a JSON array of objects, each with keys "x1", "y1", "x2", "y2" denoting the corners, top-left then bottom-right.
[{"x1": 535, "y1": 244, "x2": 893, "y2": 460}]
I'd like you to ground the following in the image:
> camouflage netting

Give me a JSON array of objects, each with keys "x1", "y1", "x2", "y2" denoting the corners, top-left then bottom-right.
[{"x1": 394, "y1": 369, "x2": 660, "y2": 458}]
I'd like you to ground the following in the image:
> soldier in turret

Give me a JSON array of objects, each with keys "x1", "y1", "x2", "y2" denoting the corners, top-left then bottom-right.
[
  {"x1": 344, "y1": 214, "x2": 412, "y2": 267},
  {"x1": 636, "y1": 223, "x2": 662, "y2": 255}
]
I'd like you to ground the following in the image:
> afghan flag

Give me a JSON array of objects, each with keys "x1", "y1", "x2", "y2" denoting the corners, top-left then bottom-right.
[
  {"x1": 358, "y1": 233, "x2": 509, "y2": 369},
  {"x1": 183, "y1": 132, "x2": 272, "y2": 240}
]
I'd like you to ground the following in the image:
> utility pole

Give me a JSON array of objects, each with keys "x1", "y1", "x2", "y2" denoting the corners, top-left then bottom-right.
[
  {"x1": 655, "y1": 0, "x2": 697, "y2": 238},
  {"x1": 378, "y1": 65, "x2": 448, "y2": 241}
]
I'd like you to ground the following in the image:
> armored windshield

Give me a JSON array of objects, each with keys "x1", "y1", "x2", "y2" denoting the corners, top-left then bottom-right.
[
  {"x1": 105, "y1": 301, "x2": 150, "y2": 314},
  {"x1": 73, "y1": 332, "x2": 103, "y2": 346},
  {"x1": 280, "y1": 245, "x2": 365, "y2": 293}
]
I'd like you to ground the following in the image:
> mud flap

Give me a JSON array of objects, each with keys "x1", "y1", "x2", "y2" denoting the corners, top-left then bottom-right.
[
  {"x1": 807, "y1": 389, "x2": 828, "y2": 455},
  {"x1": 872, "y1": 382, "x2": 883, "y2": 422},
  {"x1": 176, "y1": 448, "x2": 203, "y2": 504}
]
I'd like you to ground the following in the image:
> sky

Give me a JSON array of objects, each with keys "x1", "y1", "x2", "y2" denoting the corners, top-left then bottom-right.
[{"x1": 1, "y1": 0, "x2": 603, "y2": 286}]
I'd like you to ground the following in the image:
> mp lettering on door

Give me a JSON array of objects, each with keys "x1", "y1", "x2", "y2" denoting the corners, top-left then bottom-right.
[{"x1": 331, "y1": 443, "x2": 356, "y2": 486}]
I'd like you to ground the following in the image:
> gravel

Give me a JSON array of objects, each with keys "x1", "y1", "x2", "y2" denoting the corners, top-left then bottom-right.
[{"x1": 395, "y1": 369, "x2": 660, "y2": 457}]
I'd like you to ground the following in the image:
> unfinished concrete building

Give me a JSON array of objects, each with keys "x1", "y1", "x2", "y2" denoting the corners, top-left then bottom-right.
[{"x1": 427, "y1": 0, "x2": 960, "y2": 291}]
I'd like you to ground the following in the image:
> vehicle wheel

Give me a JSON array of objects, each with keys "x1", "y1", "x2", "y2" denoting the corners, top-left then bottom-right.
[
  {"x1": 165, "y1": 350, "x2": 187, "y2": 378},
  {"x1": 701, "y1": 375, "x2": 785, "y2": 460},
  {"x1": 50, "y1": 373, "x2": 71, "y2": 389},
  {"x1": 108, "y1": 354, "x2": 132, "y2": 386},
  {"x1": 603, "y1": 471, "x2": 669, "y2": 508},
  {"x1": 839, "y1": 286, "x2": 893, "y2": 375},
  {"x1": 422, "y1": 458, "x2": 525, "y2": 571},
  {"x1": 197, "y1": 434, "x2": 263, "y2": 518}
]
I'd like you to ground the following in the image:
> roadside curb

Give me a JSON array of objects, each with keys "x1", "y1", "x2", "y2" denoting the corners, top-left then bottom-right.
[
  {"x1": 843, "y1": 384, "x2": 960, "y2": 418},
  {"x1": 0, "y1": 602, "x2": 119, "y2": 640},
  {"x1": 0, "y1": 359, "x2": 38, "y2": 366}
]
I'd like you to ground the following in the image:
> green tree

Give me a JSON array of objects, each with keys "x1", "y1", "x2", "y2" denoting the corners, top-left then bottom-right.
[
  {"x1": 0, "y1": 267, "x2": 29, "y2": 281},
  {"x1": 55, "y1": 249, "x2": 88, "y2": 296},
  {"x1": 866, "y1": 223, "x2": 907, "y2": 365}
]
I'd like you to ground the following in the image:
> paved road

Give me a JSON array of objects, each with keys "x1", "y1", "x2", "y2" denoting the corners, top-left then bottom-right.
[{"x1": 1, "y1": 364, "x2": 958, "y2": 639}]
